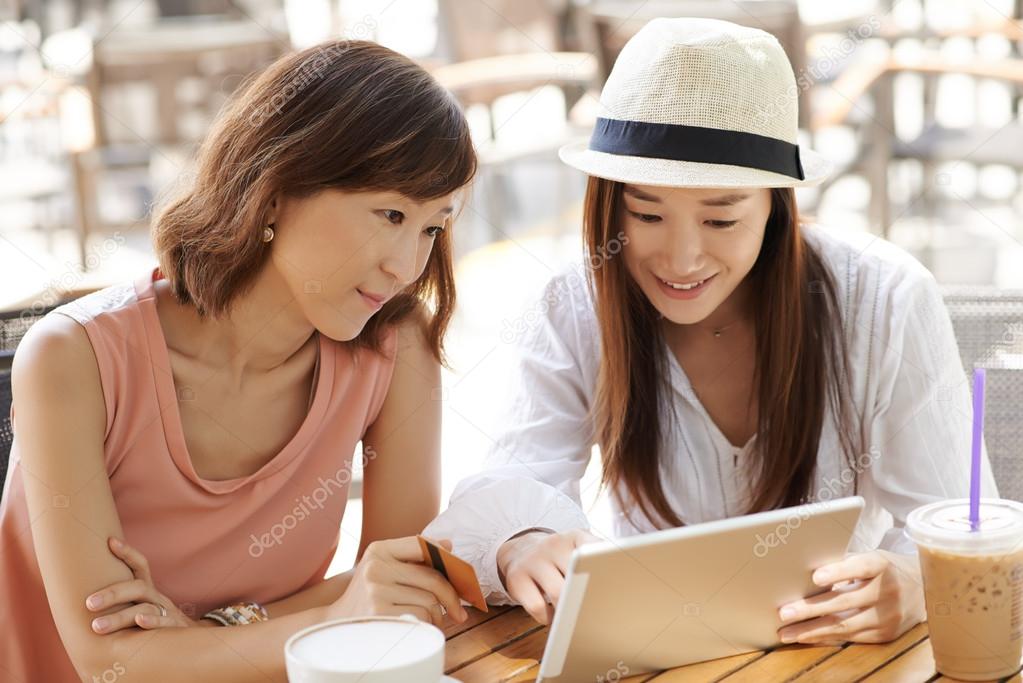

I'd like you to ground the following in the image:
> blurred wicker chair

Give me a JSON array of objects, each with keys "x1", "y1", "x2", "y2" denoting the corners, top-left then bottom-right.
[
  {"x1": 1, "y1": 368, "x2": 12, "y2": 495},
  {"x1": 943, "y1": 287, "x2": 1023, "y2": 503},
  {"x1": 0, "y1": 305, "x2": 57, "y2": 369},
  {"x1": 1, "y1": 304, "x2": 55, "y2": 502}
]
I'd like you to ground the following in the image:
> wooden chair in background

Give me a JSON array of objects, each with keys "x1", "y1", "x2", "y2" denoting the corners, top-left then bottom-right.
[
  {"x1": 430, "y1": 0, "x2": 599, "y2": 241},
  {"x1": 65, "y1": 16, "x2": 288, "y2": 268}
]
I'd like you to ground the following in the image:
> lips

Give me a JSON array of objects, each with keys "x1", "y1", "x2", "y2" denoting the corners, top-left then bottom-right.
[
  {"x1": 655, "y1": 273, "x2": 717, "y2": 300},
  {"x1": 659, "y1": 275, "x2": 715, "y2": 290},
  {"x1": 357, "y1": 289, "x2": 389, "y2": 310},
  {"x1": 357, "y1": 289, "x2": 387, "y2": 306}
]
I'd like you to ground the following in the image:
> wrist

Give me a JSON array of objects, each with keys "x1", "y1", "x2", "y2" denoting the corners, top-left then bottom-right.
[
  {"x1": 497, "y1": 529, "x2": 553, "y2": 587},
  {"x1": 201, "y1": 601, "x2": 270, "y2": 626}
]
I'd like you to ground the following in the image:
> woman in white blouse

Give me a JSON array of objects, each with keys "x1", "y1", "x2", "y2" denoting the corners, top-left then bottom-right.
[{"x1": 426, "y1": 17, "x2": 999, "y2": 645}]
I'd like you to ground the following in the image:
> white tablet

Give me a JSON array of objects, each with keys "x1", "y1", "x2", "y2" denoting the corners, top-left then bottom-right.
[{"x1": 537, "y1": 496, "x2": 865, "y2": 682}]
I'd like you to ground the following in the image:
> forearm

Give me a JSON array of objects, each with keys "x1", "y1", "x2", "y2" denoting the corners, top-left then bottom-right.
[
  {"x1": 264, "y1": 570, "x2": 354, "y2": 618},
  {"x1": 96, "y1": 605, "x2": 330, "y2": 683}
]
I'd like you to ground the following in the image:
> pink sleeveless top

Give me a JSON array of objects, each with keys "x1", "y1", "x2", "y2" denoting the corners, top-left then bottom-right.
[{"x1": 0, "y1": 268, "x2": 397, "y2": 681}]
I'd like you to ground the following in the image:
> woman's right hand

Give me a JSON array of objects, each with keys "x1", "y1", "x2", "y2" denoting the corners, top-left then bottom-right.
[
  {"x1": 497, "y1": 529, "x2": 600, "y2": 625},
  {"x1": 328, "y1": 537, "x2": 467, "y2": 627}
]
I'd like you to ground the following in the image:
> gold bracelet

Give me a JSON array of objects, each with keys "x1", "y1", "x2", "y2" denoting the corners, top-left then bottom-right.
[{"x1": 202, "y1": 601, "x2": 269, "y2": 626}]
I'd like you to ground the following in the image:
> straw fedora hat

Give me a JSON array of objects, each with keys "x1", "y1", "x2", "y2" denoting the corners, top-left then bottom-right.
[{"x1": 559, "y1": 17, "x2": 832, "y2": 188}]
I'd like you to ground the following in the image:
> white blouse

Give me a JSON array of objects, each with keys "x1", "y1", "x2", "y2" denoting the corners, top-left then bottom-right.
[{"x1": 424, "y1": 225, "x2": 1000, "y2": 605}]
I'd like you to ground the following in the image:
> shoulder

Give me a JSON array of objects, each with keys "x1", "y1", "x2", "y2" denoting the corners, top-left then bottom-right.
[
  {"x1": 802, "y1": 223, "x2": 942, "y2": 321},
  {"x1": 516, "y1": 263, "x2": 597, "y2": 338},
  {"x1": 378, "y1": 303, "x2": 437, "y2": 387},
  {"x1": 14, "y1": 311, "x2": 99, "y2": 384},
  {"x1": 50, "y1": 281, "x2": 138, "y2": 326},
  {"x1": 11, "y1": 312, "x2": 106, "y2": 450}
]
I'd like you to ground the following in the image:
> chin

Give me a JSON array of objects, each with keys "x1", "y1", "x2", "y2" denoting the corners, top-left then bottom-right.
[
  {"x1": 309, "y1": 310, "x2": 367, "y2": 343},
  {"x1": 654, "y1": 299, "x2": 720, "y2": 327},
  {"x1": 322, "y1": 320, "x2": 366, "y2": 342}
]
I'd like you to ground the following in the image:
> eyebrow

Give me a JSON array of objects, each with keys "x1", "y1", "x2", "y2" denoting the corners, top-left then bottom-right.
[
  {"x1": 622, "y1": 186, "x2": 752, "y2": 207},
  {"x1": 622, "y1": 185, "x2": 663, "y2": 203},
  {"x1": 699, "y1": 193, "x2": 752, "y2": 207}
]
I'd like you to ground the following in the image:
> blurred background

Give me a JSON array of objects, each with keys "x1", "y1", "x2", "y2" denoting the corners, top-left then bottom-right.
[{"x1": 1, "y1": 0, "x2": 1022, "y2": 572}]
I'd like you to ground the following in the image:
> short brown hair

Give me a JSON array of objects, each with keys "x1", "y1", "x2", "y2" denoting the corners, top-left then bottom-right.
[{"x1": 152, "y1": 41, "x2": 477, "y2": 361}]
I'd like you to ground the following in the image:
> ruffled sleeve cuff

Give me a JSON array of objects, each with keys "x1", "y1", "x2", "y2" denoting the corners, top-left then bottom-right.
[{"x1": 422, "y1": 476, "x2": 590, "y2": 605}]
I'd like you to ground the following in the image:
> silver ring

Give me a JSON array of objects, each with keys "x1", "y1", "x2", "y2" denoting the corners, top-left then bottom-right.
[{"x1": 155, "y1": 603, "x2": 167, "y2": 618}]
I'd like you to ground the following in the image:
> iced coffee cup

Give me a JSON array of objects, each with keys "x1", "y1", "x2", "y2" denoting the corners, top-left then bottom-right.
[{"x1": 906, "y1": 498, "x2": 1023, "y2": 681}]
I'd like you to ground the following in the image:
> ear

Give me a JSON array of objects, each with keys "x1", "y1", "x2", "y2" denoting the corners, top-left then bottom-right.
[{"x1": 265, "y1": 195, "x2": 280, "y2": 225}]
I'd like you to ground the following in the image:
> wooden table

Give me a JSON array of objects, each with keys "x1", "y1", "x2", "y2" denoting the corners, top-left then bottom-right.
[{"x1": 442, "y1": 607, "x2": 1022, "y2": 682}]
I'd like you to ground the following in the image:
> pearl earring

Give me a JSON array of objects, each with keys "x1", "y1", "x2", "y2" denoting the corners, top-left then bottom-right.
[{"x1": 262, "y1": 224, "x2": 275, "y2": 242}]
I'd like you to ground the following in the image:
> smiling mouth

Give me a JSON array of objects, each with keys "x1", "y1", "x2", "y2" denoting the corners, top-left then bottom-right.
[
  {"x1": 357, "y1": 289, "x2": 388, "y2": 307},
  {"x1": 659, "y1": 275, "x2": 716, "y2": 290}
]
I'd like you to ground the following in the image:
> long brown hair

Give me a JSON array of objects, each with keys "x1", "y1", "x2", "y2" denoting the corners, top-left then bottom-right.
[
  {"x1": 584, "y1": 178, "x2": 858, "y2": 528},
  {"x1": 152, "y1": 41, "x2": 477, "y2": 362}
]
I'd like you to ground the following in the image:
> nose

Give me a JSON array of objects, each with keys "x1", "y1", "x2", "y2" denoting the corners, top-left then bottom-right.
[
  {"x1": 380, "y1": 229, "x2": 420, "y2": 286},
  {"x1": 665, "y1": 221, "x2": 705, "y2": 276}
]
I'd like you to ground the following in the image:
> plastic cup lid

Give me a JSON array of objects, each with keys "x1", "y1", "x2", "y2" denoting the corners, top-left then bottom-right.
[{"x1": 906, "y1": 498, "x2": 1023, "y2": 554}]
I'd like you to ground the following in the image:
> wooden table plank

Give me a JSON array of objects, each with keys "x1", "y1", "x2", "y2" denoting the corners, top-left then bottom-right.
[
  {"x1": 647, "y1": 651, "x2": 765, "y2": 681},
  {"x1": 504, "y1": 665, "x2": 659, "y2": 682},
  {"x1": 444, "y1": 609, "x2": 1023, "y2": 682},
  {"x1": 793, "y1": 623, "x2": 929, "y2": 682},
  {"x1": 441, "y1": 605, "x2": 511, "y2": 639},
  {"x1": 445, "y1": 608, "x2": 542, "y2": 674},
  {"x1": 861, "y1": 639, "x2": 938, "y2": 682},
  {"x1": 449, "y1": 627, "x2": 549, "y2": 682},
  {"x1": 716, "y1": 644, "x2": 843, "y2": 682}
]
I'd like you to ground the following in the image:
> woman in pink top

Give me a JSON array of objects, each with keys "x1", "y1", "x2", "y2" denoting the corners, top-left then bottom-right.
[{"x1": 1, "y1": 41, "x2": 476, "y2": 681}]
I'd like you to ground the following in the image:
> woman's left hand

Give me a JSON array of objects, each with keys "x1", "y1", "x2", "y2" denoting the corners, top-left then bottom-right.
[
  {"x1": 86, "y1": 536, "x2": 206, "y2": 634},
  {"x1": 776, "y1": 549, "x2": 926, "y2": 645}
]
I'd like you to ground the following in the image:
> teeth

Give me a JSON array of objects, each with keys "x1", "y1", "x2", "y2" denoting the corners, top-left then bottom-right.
[{"x1": 664, "y1": 278, "x2": 705, "y2": 290}]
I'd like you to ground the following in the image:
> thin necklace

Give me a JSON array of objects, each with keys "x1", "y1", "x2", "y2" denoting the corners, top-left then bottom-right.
[
  {"x1": 659, "y1": 313, "x2": 746, "y2": 338},
  {"x1": 709, "y1": 319, "x2": 742, "y2": 338}
]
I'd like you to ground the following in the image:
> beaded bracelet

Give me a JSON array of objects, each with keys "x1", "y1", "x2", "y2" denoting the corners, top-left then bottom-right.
[{"x1": 202, "y1": 601, "x2": 269, "y2": 626}]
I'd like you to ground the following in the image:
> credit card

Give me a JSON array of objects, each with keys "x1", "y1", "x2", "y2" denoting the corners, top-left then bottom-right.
[{"x1": 417, "y1": 535, "x2": 488, "y2": 613}]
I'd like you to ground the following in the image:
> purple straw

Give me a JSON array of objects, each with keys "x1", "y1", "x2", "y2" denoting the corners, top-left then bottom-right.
[{"x1": 970, "y1": 368, "x2": 986, "y2": 531}]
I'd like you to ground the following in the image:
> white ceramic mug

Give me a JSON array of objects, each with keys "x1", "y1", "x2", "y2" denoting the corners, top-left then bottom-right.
[{"x1": 284, "y1": 614, "x2": 458, "y2": 682}]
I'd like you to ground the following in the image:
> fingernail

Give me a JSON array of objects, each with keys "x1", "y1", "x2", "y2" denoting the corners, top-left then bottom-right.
[
  {"x1": 459, "y1": 609, "x2": 468, "y2": 621},
  {"x1": 138, "y1": 615, "x2": 151, "y2": 626},
  {"x1": 814, "y1": 570, "x2": 831, "y2": 584},
  {"x1": 92, "y1": 618, "x2": 108, "y2": 631},
  {"x1": 779, "y1": 607, "x2": 795, "y2": 621},
  {"x1": 780, "y1": 633, "x2": 796, "y2": 644},
  {"x1": 110, "y1": 537, "x2": 122, "y2": 548},
  {"x1": 86, "y1": 595, "x2": 102, "y2": 609}
]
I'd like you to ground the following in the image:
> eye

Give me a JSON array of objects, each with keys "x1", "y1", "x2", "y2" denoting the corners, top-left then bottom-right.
[
  {"x1": 423, "y1": 224, "x2": 445, "y2": 238},
  {"x1": 706, "y1": 220, "x2": 738, "y2": 228},
  {"x1": 628, "y1": 210, "x2": 662, "y2": 223},
  {"x1": 381, "y1": 209, "x2": 405, "y2": 225}
]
